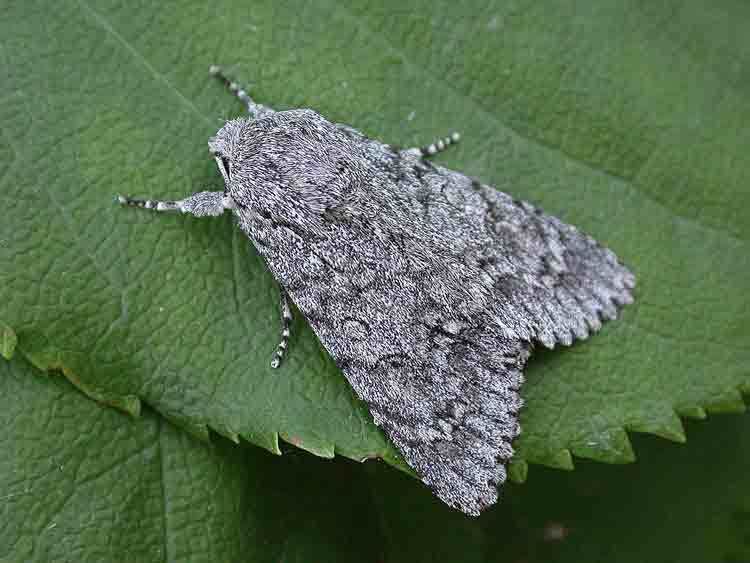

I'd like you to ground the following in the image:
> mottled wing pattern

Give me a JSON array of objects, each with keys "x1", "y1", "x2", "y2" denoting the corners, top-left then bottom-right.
[
  {"x1": 228, "y1": 110, "x2": 634, "y2": 515},
  {"x1": 238, "y1": 193, "x2": 531, "y2": 515},
  {"x1": 404, "y1": 159, "x2": 636, "y2": 348}
]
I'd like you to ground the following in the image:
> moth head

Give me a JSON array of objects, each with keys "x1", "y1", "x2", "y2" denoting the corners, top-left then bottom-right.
[
  {"x1": 215, "y1": 110, "x2": 369, "y2": 227},
  {"x1": 208, "y1": 118, "x2": 245, "y2": 185}
]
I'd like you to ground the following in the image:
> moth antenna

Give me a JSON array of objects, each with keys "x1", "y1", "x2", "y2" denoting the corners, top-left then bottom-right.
[{"x1": 209, "y1": 64, "x2": 276, "y2": 119}]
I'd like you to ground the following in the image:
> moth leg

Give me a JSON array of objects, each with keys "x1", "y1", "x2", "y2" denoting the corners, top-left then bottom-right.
[
  {"x1": 209, "y1": 65, "x2": 275, "y2": 119},
  {"x1": 415, "y1": 132, "x2": 461, "y2": 158},
  {"x1": 117, "y1": 191, "x2": 234, "y2": 217},
  {"x1": 270, "y1": 288, "x2": 293, "y2": 369}
]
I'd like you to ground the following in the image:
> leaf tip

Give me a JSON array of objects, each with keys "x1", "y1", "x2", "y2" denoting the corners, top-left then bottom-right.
[
  {"x1": 626, "y1": 408, "x2": 686, "y2": 444},
  {"x1": 212, "y1": 424, "x2": 240, "y2": 444},
  {"x1": 0, "y1": 323, "x2": 17, "y2": 360},
  {"x1": 57, "y1": 365, "x2": 142, "y2": 417},
  {"x1": 280, "y1": 432, "x2": 335, "y2": 458},
  {"x1": 676, "y1": 405, "x2": 708, "y2": 420},
  {"x1": 705, "y1": 389, "x2": 747, "y2": 415},
  {"x1": 508, "y1": 458, "x2": 528, "y2": 483},
  {"x1": 268, "y1": 431, "x2": 282, "y2": 455},
  {"x1": 573, "y1": 427, "x2": 635, "y2": 464},
  {"x1": 531, "y1": 448, "x2": 575, "y2": 471}
]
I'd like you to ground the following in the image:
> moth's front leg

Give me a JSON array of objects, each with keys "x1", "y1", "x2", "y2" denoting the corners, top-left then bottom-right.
[
  {"x1": 270, "y1": 288, "x2": 294, "y2": 369},
  {"x1": 118, "y1": 190, "x2": 294, "y2": 370},
  {"x1": 117, "y1": 191, "x2": 234, "y2": 217}
]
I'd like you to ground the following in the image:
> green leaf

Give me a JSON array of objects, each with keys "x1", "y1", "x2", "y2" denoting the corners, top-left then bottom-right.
[
  {"x1": 0, "y1": 354, "x2": 385, "y2": 563},
  {"x1": 0, "y1": 322, "x2": 16, "y2": 360},
  {"x1": 1, "y1": 0, "x2": 748, "y2": 472},
  {"x1": 368, "y1": 413, "x2": 750, "y2": 563},
  {"x1": 3, "y1": 353, "x2": 750, "y2": 562}
]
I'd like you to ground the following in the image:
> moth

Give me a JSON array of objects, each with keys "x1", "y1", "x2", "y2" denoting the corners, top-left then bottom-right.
[{"x1": 119, "y1": 66, "x2": 635, "y2": 516}]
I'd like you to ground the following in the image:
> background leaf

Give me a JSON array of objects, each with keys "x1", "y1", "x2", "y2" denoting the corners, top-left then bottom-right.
[
  {"x1": 1, "y1": 0, "x2": 748, "y2": 475},
  {"x1": 370, "y1": 411, "x2": 750, "y2": 563},
  {"x1": 3, "y1": 354, "x2": 749, "y2": 562},
  {"x1": 0, "y1": 354, "x2": 385, "y2": 563}
]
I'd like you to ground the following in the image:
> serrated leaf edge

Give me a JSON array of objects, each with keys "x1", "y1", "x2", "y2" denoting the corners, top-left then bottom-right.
[
  {"x1": 516, "y1": 390, "x2": 747, "y2": 483},
  {"x1": 4, "y1": 325, "x2": 748, "y2": 485}
]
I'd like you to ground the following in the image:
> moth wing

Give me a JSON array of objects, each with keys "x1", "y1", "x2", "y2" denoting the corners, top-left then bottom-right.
[
  {"x1": 242, "y1": 196, "x2": 533, "y2": 515},
  {"x1": 299, "y1": 275, "x2": 532, "y2": 516},
  {"x1": 416, "y1": 162, "x2": 635, "y2": 348},
  {"x1": 362, "y1": 335, "x2": 531, "y2": 516},
  {"x1": 230, "y1": 114, "x2": 633, "y2": 515}
]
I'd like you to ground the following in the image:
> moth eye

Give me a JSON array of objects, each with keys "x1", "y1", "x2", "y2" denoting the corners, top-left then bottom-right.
[
  {"x1": 221, "y1": 156, "x2": 232, "y2": 178},
  {"x1": 214, "y1": 153, "x2": 231, "y2": 179}
]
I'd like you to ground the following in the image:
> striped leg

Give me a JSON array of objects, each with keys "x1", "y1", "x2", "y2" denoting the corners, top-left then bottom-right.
[
  {"x1": 270, "y1": 288, "x2": 294, "y2": 369},
  {"x1": 415, "y1": 132, "x2": 461, "y2": 158},
  {"x1": 117, "y1": 191, "x2": 233, "y2": 217},
  {"x1": 209, "y1": 65, "x2": 275, "y2": 119}
]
